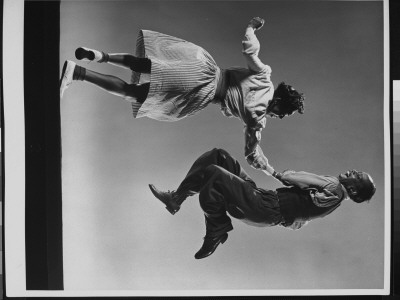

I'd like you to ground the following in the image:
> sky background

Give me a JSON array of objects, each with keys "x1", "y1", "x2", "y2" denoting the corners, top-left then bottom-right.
[{"x1": 60, "y1": 0, "x2": 386, "y2": 292}]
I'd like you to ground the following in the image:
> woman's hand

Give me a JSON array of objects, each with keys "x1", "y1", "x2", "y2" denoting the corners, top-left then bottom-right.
[
  {"x1": 248, "y1": 17, "x2": 265, "y2": 31},
  {"x1": 264, "y1": 164, "x2": 275, "y2": 175}
]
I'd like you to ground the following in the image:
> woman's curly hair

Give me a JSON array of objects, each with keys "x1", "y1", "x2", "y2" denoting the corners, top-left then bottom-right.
[{"x1": 270, "y1": 82, "x2": 305, "y2": 119}]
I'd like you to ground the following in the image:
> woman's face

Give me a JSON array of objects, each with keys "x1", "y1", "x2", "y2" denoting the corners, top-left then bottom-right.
[{"x1": 268, "y1": 103, "x2": 284, "y2": 118}]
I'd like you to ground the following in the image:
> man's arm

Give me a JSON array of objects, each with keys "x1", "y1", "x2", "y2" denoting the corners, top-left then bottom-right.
[
  {"x1": 264, "y1": 168, "x2": 341, "y2": 203},
  {"x1": 242, "y1": 17, "x2": 268, "y2": 73},
  {"x1": 276, "y1": 171, "x2": 332, "y2": 190},
  {"x1": 261, "y1": 160, "x2": 331, "y2": 189},
  {"x1": 263, "y1": 168, "x2": 330, "y2": 189}
]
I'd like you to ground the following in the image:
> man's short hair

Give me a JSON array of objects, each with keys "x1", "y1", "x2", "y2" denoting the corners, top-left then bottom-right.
[{"x1": 353, "y1": 173, "x2": 376, "y2": 203}]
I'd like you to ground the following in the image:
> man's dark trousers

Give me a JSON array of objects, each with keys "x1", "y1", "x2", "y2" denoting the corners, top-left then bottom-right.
[{"x1": 175, "y1": 148, "x2": 282, "y2": 237}]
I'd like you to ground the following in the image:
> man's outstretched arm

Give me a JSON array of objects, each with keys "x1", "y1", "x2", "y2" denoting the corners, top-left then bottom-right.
[{"x1": 263, "y1": 164, "x2": 341, "y2": 203}]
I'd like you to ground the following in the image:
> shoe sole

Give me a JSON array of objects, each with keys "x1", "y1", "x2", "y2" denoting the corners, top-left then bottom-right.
[
  {"x1": 59, "y1": 61, "x2": 68, "y2": 87},
  {"x1": 60, "y1": 60, "x2": 75, "y2": 98},
  {"x1": 75, "y1": 47, "x2": 95, "y2": 61},
  {"x1": 194, "y1": 233, "x2": 228, "y2": 259}
]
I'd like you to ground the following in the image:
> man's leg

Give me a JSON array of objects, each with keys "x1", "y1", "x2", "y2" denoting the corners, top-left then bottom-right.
[
  {"x1": 149, "y1": 148, "x2": 255, "y2": 215},
  {"x1": 194, "y1": 164, "x2": 257, "y2": 259},
  {"x1": 198, "y1": 164, "x2": 254, "y2": 236},
  {"x1": 176, "y1": 148, "x2": 256, "y2": 203}
]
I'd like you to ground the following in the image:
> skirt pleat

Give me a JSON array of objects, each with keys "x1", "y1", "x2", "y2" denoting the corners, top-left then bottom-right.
[{"x1": 130, "y1": 30, "x2": 220, "y2": 121}]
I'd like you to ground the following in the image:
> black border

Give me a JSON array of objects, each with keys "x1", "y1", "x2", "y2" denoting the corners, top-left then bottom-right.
[
  {"x1": 23, "y1": 0, "x2": 63, "y2": 290},
  {"x1": 390, "y1": 0, "x2": 400, "y2": 298},
  {"x1": 0, "y1": 0, "x2": 4, "y2": 296}
]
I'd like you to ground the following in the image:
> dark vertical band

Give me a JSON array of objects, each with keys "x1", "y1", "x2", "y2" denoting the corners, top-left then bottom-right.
[{"x1": 24, "y1": 0, "x2": 64, "y2": 290}]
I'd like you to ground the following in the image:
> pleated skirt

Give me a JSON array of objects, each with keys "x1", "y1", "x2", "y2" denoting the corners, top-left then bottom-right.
[{"x1": 130, "y1": 30, "x2": 221, "y2": 121}]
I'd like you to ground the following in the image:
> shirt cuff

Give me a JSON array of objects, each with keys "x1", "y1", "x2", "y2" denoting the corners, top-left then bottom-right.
[{"x1": 272, "y1": 171, "x2": 283, "y2": 180}]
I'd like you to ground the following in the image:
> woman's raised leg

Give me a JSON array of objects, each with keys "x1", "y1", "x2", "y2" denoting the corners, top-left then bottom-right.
[
  {"x1": 81, "y1": 67, "x2": 149, "y2": 100},
  {"x1": 75, "y1": 47, "x2": 151, "y2": 73},
  {"x1": 60, "y1": 60, "x2": 149, "y2": 101},
  {"x1": 107, "y1": 54, "x2": 151, "y2": 73}
]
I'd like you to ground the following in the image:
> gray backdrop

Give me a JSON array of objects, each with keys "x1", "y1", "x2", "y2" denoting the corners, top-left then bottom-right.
[{"x1": 60, "y1": 0, "x2": 386, "y2": 291}]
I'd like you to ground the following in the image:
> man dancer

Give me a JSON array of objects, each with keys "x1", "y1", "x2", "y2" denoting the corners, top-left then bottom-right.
[{"x1": 149, "y1": 148, "x2": 376, "y2": 259}]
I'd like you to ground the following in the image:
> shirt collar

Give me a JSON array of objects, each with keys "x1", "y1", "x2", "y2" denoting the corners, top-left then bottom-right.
[{"x1": 340, "y1": 184, "x2": 351, "y2": 201}]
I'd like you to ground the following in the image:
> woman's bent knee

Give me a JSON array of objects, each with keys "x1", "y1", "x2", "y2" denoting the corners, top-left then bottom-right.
[{"x1": 125, "y1": 83, "x2": 149, "y2": 102}]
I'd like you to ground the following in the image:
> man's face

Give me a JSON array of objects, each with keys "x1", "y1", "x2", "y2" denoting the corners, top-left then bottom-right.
[{"x1": 339, "y1": 170, "x2": 372, "y2": 197}]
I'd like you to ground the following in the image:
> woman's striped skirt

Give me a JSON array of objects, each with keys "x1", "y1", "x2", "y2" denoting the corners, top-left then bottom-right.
[{"x1": 130, "y1": 30, "x2": 221, "y2": 121}]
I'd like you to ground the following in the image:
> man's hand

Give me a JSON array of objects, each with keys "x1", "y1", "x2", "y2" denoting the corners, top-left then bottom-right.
[{"x1": 248, "y1": 17, "x2": 265, "y2": 31}]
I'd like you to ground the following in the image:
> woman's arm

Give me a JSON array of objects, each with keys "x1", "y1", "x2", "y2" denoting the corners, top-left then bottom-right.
[
  {"x1": 242, "y1": 17, "x2": 268, "y2": 73},
  {"x1": 244, "y1": 122, "x2": 275, "y2": 172}
]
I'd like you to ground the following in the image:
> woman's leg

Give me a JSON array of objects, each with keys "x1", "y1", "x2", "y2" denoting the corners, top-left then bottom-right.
[
  {"x1": 107, "y1": 54, "x2": 151, "y2": 73},
  {"x1": 74, "y1": 65, "x2": 149, "y2": 101},
  {"x1": 75, "y1": 47, "x2": 151, "y2": 73}
]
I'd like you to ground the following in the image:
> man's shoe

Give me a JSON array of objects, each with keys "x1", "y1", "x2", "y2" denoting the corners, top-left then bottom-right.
[
  {"x1": 194, "y1": 233, "x2": 228, "y2": 259},
  {"x1": 75, "y1": 47, "x2": 104, "y2": 62},
  {"x1": 60, "y1": 60, "x2": 76, "y2": 98},
  {"x1": 148, "y1": 184, "x2": 180, "y2": 215}
]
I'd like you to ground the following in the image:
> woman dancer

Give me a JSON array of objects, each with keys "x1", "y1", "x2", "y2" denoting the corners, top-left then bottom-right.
[{"x1": 60, "y1": 17, "x2": 305, "y2": 171}]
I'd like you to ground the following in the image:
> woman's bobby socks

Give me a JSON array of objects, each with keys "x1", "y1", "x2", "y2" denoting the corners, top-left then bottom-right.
[{"x1": 99, "y1": 52, "x2": 109, "y2": 63}]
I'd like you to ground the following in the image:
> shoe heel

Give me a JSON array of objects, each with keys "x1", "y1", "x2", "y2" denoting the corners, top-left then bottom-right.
[
  {"x1": 166, "y1": 206, "x2": 177, "y2": 215},
  {"x1": 221, "y1": 233, "x2": 228, "y2": 244}
]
